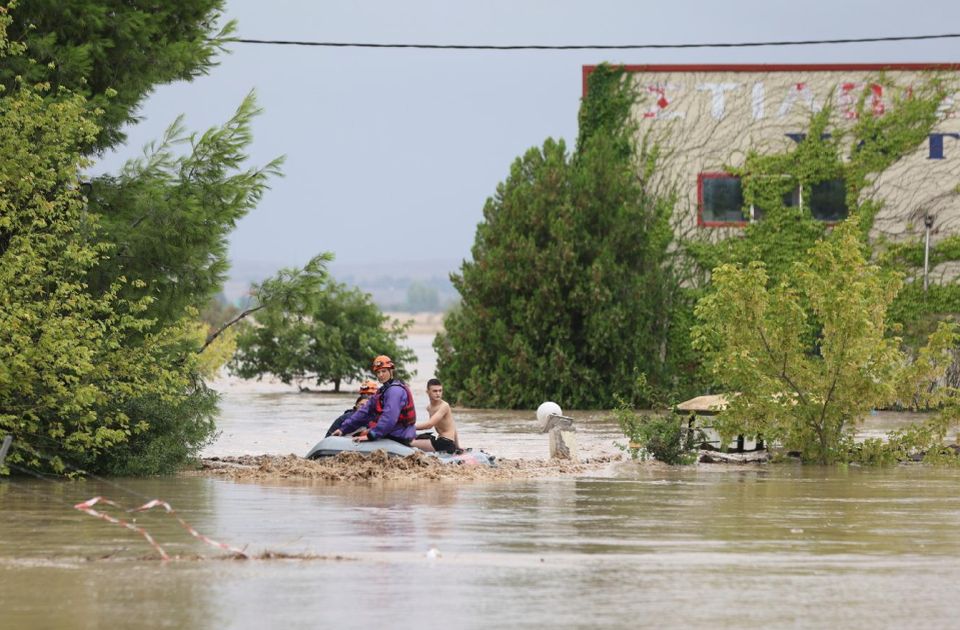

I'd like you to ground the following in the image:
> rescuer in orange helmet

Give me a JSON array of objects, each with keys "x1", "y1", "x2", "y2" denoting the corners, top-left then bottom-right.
[
  {"x1": 332, "y1": 355, "x2": 417, "y2": 445},
  {"x1": 324, "y1": 379, "x2": 381, "y2": 437}
]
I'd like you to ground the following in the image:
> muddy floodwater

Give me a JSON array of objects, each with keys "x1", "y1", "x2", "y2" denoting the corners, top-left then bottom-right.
[{"x1": 3, "y1": 335, "x2": 960, "y2": 628}]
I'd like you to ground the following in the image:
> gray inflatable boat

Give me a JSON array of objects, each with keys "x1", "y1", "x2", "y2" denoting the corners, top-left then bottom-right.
[{"x1": 305, "y1": 436, "x2": 496, "y2": 466}]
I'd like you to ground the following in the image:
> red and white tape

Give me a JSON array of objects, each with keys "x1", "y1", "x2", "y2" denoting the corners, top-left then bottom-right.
[
  {"x1": 73, "y1": 496, "x2": 170, "y2": 561},
  {"x1": 130, "y1": 498, "x2": 247, "y2": 557},
  {"x1": 74, "y1": 496, "x2": 248, "y2": 560}
]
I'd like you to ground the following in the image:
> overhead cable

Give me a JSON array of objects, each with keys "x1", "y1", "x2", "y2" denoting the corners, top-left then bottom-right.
[{"x1": 232, "y1": 32, "x2": 960, "y2": 50}]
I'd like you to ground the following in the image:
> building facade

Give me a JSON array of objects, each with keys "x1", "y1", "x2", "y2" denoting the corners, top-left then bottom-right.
[{"x1": 583, "y1": 64, "x2": 960, "y2": 272}]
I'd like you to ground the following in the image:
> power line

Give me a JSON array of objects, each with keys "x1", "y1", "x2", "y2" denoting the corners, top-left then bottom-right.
[{"x1": 232, "y1": 32, "x2": 960, "y2": 51}]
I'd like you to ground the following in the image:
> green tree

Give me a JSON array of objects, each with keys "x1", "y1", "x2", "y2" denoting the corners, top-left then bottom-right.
[
  {"x1": 86, "y1": 94, "x2": 282, "y2": 328},
  {"x1": 2, "y1": 0, "x2": 231, "y2": 149},
  {"x1": 2, "y1": 0, "x2": 276, "y2": 333},
  {"x1": 436, "y1": 64, "x2": 693, "y2": 408},
  {"x1": 693, "y1": 220, "x2": 960, "y2": 464},
  {"x1": 232, "y1": 260, "x2": 416, "y2": 391},
  {"x1": 82, "y1": 94, "x2": 281, "y2": 474},
  {"x1": 0, "y1": 15, "x2": 208, "y2": 475},
  {"x1": 0, "y1": 1, "x2": 282, "y2": 475}
]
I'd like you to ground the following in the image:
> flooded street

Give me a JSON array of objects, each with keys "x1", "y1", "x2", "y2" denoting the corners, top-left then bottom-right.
[{"x1": 3, "y1": 334, "x2": 960, "y2": 628}]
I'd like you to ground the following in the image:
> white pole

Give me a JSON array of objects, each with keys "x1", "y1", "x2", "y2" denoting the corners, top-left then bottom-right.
[
  {"x1": 0, "y1": 434, "x2": 11, "y2": 467},
  {"x1": 924, "y1": 214, "x2": 934, "y2": 292}
]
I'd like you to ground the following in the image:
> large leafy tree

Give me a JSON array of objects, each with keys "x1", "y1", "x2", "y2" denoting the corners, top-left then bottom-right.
[
  {"x1": 436, "y1": 65, "x2": 693, "y2": 409},
  {"x1": 1, "y1": 1, "x2": 281, "y2": 474},
  {"x1": 1, "y1": 0, "x2": 231, "y2": 150},
  {"x1": 232, "y1": 259, "x2": 416, "y2": 391},
  {"x1": 3, "y1": 0, "x2": 273, "y2": 331},
  {"x1": 693, "y1": 220, "x2": 960, "y2": 464},
  {"x1": 0, "y1": 15, "x2": 206, "y2": 475}
]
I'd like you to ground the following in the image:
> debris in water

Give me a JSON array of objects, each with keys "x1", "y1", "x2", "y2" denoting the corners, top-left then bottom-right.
[{"x1": 196, "y1": 451, "x2": 621, "y2": 482}]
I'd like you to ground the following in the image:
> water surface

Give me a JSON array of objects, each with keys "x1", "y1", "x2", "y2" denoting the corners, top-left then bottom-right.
[
  {"x1": 3, "y1": 334, "x2": 959, "y2": 628},
  {"x1": 3, "y1": 466, "x2": 960, "y2": 629}
]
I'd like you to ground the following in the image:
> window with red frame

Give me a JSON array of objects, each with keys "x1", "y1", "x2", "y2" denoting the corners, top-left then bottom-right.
[{"x1": 698, "y1": 173, "x2": 746, "y2": 225}]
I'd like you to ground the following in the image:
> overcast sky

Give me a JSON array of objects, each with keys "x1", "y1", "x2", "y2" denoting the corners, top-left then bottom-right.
[{"x1": 93, "y1": 0, "x2": 960, "y2": 283}]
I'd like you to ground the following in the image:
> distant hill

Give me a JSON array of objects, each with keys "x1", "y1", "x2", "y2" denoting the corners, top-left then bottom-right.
[{"x1": 223, "y1": 257, "x2": 463, "y2": 312}]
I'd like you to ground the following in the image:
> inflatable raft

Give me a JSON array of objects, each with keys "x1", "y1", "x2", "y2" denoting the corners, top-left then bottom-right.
[{"x1": 305, "y1": 436, "x2": 496, "y2": 467}]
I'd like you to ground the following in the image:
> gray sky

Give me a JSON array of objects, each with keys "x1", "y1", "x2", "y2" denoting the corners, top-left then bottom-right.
[{"x1": 94, "y1": 0, "x2": 960, "y2": 285}]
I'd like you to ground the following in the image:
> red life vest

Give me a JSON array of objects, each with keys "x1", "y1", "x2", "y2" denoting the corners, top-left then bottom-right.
[{"x1": 369, "y1": 380, "x2": 417, "y2": 429}]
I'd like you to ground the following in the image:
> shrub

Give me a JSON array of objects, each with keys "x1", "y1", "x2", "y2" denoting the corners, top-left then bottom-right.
[{"x1": 615, "y1": 405, "x2": 701, "y2": 465}]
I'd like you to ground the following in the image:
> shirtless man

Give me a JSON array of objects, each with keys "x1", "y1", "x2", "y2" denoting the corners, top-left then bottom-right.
[{"x1": 411, "y1": 378, "x2": 459, "y2": 454}]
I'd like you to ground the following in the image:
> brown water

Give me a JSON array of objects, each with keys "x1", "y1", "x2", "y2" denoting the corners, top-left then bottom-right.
[{"x1": 3, "y1": 335, "x2": 960, "y2": 629}]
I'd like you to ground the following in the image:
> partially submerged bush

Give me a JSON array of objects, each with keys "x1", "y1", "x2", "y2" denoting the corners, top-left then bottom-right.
[
  {"x1": 615, "y1": 405, "x2": 702, "y2": 465},
  {"x1": 848, "y1": 415, "x2": 960, "y2": 467}
]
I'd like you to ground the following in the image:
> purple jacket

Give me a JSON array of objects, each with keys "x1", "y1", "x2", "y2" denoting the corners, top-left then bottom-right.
[{"x1": 339, "y1": 380, "x2": 417, "y2": 443}]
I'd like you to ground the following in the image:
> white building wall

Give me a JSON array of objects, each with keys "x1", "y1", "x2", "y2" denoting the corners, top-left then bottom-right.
[{"x1": 595, "y1": 65, "x2": 960, "y2": 270}]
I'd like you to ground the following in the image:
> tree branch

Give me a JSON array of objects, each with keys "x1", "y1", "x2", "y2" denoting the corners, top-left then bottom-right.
[
  {"x1": 199, "y1": 304, "x2": 263, "y2": 354},
  {"x1": 756, "y1": 325, "x2": 810, "y2": 406},
  {"x1": 817, "y1": 333, "x2": 849, "y2": 437}
]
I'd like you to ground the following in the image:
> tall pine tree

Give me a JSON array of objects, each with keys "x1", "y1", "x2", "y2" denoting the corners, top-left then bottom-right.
[{"x1": 436, "y1": 65, "x2": 694, "y2": 409}]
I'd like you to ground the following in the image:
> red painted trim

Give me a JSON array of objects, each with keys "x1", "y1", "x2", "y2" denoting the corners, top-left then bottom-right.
[
  {"x1": 582, "y1": 63, "x2": 960, "y2": 96},
  {"x1": 697, "y1": 172, "x2": 747, "y2": 228}
]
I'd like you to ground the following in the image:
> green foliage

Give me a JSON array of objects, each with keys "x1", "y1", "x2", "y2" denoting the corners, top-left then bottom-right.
[
  {"x1": 688, "y1": 76, "x2": 959, "y2": 351},
  {"x1": 187, "y1": 319, "x2": 237, "y2": 380},
  {"x1": 0, "y1": 23, "x2": 209, "y2": 474},
  {"x1": 686, "y1": 73, "x2": 960, "y2": 465},
  {"x1": 850, "y1": 437, "x2": 901, "y2": 466},
  {"x1": 883, "y1": 245, "x2": 960, "y2": 349},
  {"x1": 437, "y1": 64, "x2": 695, "y2": 409},
  {"x1": 232, "y1": 257, "x2": 416, "y2": 390},
  {"x1": 2, "y1": 2, "x2": 269, "y2": 333},
  {"x1": 576, "y1": 63, "x2": 635, "y2": 160},
  {"x1": 0, "y1": 4, "x2": 263, "y2": 476},
  {"x1": 90, "y1": 383, "x2": 220, "y2": 476},
  {"x1": 2, "y1": 0, "x2": 232, "y2": 149},
  {"x1": 86, "y1": 94, "x2": 282, "y2": 329},
  {"x1": 693, "y1": 220, "x2": 960, "y2": 464},
  {"x1": 851, "y1": 407, "x2": 960, "y2": 466},
  {"x1": 614, "y1": 404, "x2": 700, "y2": 465}
]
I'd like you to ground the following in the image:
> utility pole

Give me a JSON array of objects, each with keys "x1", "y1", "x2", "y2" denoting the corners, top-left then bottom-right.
[{"x1": 924, "y1": 214, "x2": 935, "y2": 293}]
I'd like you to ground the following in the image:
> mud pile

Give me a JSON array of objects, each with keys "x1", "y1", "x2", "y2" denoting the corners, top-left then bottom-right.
[{"x1": 197, "y1": 451, "x2": 622, "y2": 482}]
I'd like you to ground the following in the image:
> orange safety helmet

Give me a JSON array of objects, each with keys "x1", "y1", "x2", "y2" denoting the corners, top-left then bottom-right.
[
  {"x1": 358, "y1": 380, "x2": 379, "y2": 396},
  {"x1": 371, "y1": 355, "x2": 395, "y2": 372}
]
